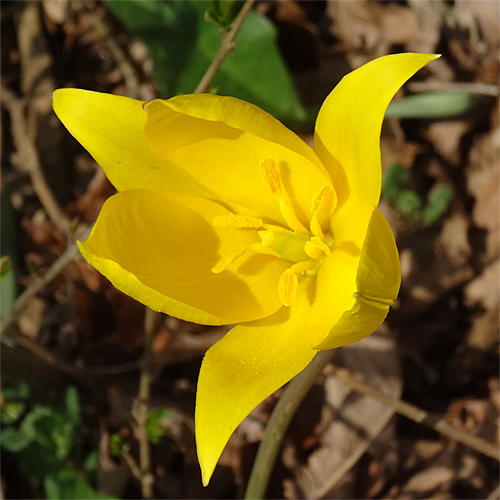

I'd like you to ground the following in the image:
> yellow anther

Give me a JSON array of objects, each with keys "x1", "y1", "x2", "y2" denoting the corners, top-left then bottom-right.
[
  {"x1": 310, "y1": 185, "x2": 336, "y2": 238},
  {"x1": 213, "y1": 214, "x2": 263, "y2": 229},
  {"x1": 278, "y1": 268, "x2": 298, "y2": 307},
  {"x1": 260, "y1": 158, "x2": 282, "y2": 195},
  {"x1": 304, "y1": 236, "x2": 331, "y2": 260},
  {"x1": 211, "y1": 248, "x2": 246, "y2": 274},
  {"x1": 259, "y1": 158, "x2": 310, "y2": 235}
]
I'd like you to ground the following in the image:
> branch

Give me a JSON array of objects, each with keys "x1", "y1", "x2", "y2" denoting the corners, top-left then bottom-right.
[
  {"x1": 327, "y1": 365, "x2": 500, "y2": 462},
  {"x1": 194, "y1": 0, "x2": 256, "y2": 94},
  {"x1": 131, "y1": 307, "x2": 157, "y2": 498},
  {"x1": 244, "y1": 350, "x2": 336, "y2": 500},
  {"x1": 1, "y1": 84, "x2": 72, "y2": 236}
]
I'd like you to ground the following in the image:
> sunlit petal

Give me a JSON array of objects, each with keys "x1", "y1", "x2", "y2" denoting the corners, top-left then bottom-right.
[
  {"x1": 52, "y1": 89, "x2": 211, "y2": 198},
  {"x1": 143, "y1": 97, "x2": 332, "y2": 225},
  {"x1": 195, "y1": 295, "x2": 317, "y2": 485},
  {"x1": 78, "y1": 190, "x2": 287, "y2": 325},
  {"x1": 314, "y1": 53, "x2": 440, "y2": 226},
  {"x1": 312, "y1": 208, "x2": 401, "y2": 349}
]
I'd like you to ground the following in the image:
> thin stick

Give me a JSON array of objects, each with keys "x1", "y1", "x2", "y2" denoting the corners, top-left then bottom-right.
[
  {"x1": 1, "y1": 242, "x2": 79, "y2": 335},
  {"x1": 0, "y1": 84, "x2": 71, "y2": 236},
  {"x1": 244, "y1": 350, "x2": 336, "y2": 500},
  {"x1": 194, "y1": 0, "x2": 256, "y2": 94},
  {"x1": 327, "y1": 365, "x2": 500, "y2": 462},
  {"x1": 131, "y1": 307, "x2": 157, "y2": 498}
]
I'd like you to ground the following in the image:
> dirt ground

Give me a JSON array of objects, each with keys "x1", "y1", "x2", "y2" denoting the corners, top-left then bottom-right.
[{"x1": 1, "y1": 1, "x2": 499, "y2": 499}]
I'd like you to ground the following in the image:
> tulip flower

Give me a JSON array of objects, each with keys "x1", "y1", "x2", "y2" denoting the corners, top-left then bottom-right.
[{"x1": 53, "y1": 52, "x2": 438, "y2": 485}]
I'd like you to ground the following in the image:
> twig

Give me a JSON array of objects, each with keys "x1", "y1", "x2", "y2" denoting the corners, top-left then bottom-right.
[
  {"x1": 0, "y1": 84, "x2": 71, "y2": 236},
  {"x1": 131, "y1": 307, "x2": 157, "y2": 498},
  {"x1": 1, "y1": 240, "x2": 81, "y2": 336},
  {"x1": 85, "y1": 6, "x2": 143, "y2": 100},
  {"x1": 326, "y1": 365, "x2": 500, "y2": 462},
  {"x1": 244, "y1": 350, "x2": 336, "y2": 500},
  {"x1": 122, "y1": 448, "x2": 143, "y2": 482},
  {"x1": 194, "y1": 0, "x2": 256, "y2": 94}
]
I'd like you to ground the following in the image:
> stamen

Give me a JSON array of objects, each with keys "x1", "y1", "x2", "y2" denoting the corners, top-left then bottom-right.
[
  {"x1": 278, "y1": 268, "x2": 298, "y2": 306},
  {"x1": 211, "y1": 248, "x2": 247, "y2": 274},
  {"x1": 304, "y1": 236, "x2": 331, "y2": 260},
  {"x1": 213, "y1": 214, "x2": 263, "y2": 229},
  {"x1": 259, "y1": 158, "x2": 310, "y2": 235},
  {"x1": 310, "y1": 185, "x2": 336, "y2": 238},
  {"x1": 260, "y1": 158, "x2": 282, "y2": 195}
]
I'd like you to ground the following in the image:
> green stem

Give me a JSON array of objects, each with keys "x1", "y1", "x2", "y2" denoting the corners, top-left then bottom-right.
[
  {"x1": 244, "y1": 349, "x2": 336, "y2": 500},
  {"x1": 194, "y1": 0, "x2": 255, "y2": 94}
]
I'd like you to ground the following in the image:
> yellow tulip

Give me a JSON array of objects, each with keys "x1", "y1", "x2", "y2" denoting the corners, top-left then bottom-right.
[{"x1": 53, "y1": 52, "x2": 439, "y2": 485}]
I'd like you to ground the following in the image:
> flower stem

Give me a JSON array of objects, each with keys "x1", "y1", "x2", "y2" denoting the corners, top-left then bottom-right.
[
  {"x1": 194, "y1": 0, "x2": 256, "y2": 94},
  {"x1": 132, "y1": 307, "x2": 157, "y2": 498},
  {"x1": 244, "y1": 349, "x2": 336, "y2": 500}
]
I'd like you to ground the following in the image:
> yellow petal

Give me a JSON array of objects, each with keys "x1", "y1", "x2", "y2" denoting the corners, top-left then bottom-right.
[
  {"x1": 52, "y1": 89, "x2": 211, "y2": 197},
  {"x1": 143, "y1": 96, "x2": 332, "y2": 226},
  {"x1": 311, "y1": 208, "x2": 401, "y2": 349},
  {"x1": 78, "y1": 189, "x2": 288, "y2": 325},
  {"x1": 314, "y1": 53, "x2": 440, "y2": 226},
  {"x1": 195, "y1": 296, "x2": 317, "y2": 485},
  {"x1": 157, "y1": 93, "x2": 327, "y2": 176}
]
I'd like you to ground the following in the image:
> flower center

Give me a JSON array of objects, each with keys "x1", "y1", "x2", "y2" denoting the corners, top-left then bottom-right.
[{"x1": 211, "y1": 158, "x2": 337, "y2": 307}]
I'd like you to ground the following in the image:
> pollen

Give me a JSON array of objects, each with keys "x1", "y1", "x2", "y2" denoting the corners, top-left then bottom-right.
[
  {"x1": 259, "y1": 158, "x2": 282, "y2": 195},
  {"x1": 310, "y1": 184, "x2": 336, "y2": 238},
  {"x1": 211, "y1": 248, "x2": 247, "y2": 274},
  {"x1": 213, "y1": 214, "x2": 263, "y2": 229},
  {"x1": 278, "y1": 268, "x2": 298, "y2": 306}
]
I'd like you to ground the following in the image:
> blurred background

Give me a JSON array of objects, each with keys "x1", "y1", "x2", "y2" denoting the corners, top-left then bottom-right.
[{"x1": 1, "y1": 1, "x2": 498, "y2": 498}]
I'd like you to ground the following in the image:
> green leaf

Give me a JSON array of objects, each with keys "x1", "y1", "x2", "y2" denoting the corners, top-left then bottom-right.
[
  {"x1": 145, "y1": 408, "x2": 171, "y2": 444},
  {"x1": 422, "y1": 185, "x2": 453, "y2": 225},
  {"x1": 1, "y1": 381, "x2": 30, "y2": 400},
  {"x1": 1, "y1": 184, "x2": 18, "y2": 315},
  {"x1": 62, "y1": 385, "x2": 81, "y2": 425},
  {"x1": 83, "y1": 449, "x2": 100, "y2": 472},
  {"x1": 44, "y1": 470, "x2": 117, "y2": 500},
  {"x1": 1, "y1": 256, "x2": 12, "y2": 280},
  {"x1": 104, "y1": 0, "x2": 306, "y2": 122},
  {"x1": 20, "y1": 404, "x2": 76, "y2": 459},
  {"x1": 1, "y1": 426, "x2": 33, "y2": 452},
  {"x1": 396, "y1": 190, "x2": 423, "y2": 215},
  {"x1": 1, "y1": 402, "x2": 26, "y2": 425},
  {"x1": 386, "y1": 91, "x2": 484, "y2": 119},
  {"x1": 19, "y1": 441, "x2": 65, "y2": 477},
  {"x1": 207, "y1": 0, "x2": 244, "y2": 28},
  {"x1": 382, "y1": 163, "x2": 409, "y2": 202},
  {"x1": 109, "y1": 434, "x2": 126, "y2": 456}
]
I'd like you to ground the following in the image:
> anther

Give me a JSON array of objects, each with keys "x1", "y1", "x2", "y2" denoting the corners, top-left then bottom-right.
[
  {"x1": 310, "y1": 184, "x2": 336, "y2": 238},
  {"x1": 213, "y1": 214, "x2": 263, "y2": 229},
  {"x1": 259, "y1": 158, "x2": 282, "y2": 195},
  {"x1": 278, "y1": 268, "x2": 298, "y2": 306},
  {"x1": 259, "y1": 158, "x2": 310, "y2": 235},
  {"x1": 211, "y1": 248, "x2": 246, "y2": 274}
]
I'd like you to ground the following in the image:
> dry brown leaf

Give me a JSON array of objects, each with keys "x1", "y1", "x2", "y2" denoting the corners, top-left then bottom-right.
[
  {"x1": 327, "y1": 0, "x2": 419, "y2": 63},
  {"x1": 425, "y1": 121, "x2": 472, "y2": 166},
  {"x1": 467, "y1": 110, "x2": 500, "y2": 263},
  {"x1": 294, "y1": 330, "x2": 402, "y2": 499},
  {"x1": 17, "y1": 296, "x2": 48, "y2": 339}
]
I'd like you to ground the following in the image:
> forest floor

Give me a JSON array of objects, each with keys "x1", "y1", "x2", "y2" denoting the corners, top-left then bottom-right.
[{"x1": 1, "y1": 1, "x2": 499, "y2": 499}]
